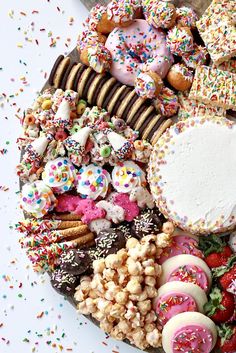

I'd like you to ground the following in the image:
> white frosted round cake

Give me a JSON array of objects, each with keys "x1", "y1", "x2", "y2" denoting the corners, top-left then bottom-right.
[{"x1": 148, "y1": 116, "x2": 236, "y2": 234}]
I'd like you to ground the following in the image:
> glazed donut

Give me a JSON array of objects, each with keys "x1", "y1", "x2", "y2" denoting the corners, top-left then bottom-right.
[
  {"x1": 167, "y1": 63, "x2": 193, "y2": 91},
  {"x1": 135, "y1": 71, "x2": 163, "y2": 99},
  {"x1": 80, "y1": 43, "x2": 112, "y2": 74},
  {"x1": 143, "y1": 0, "x2": 177, "y2": 29},
  {"x1": 105, "y1": 19, "x2": 173, "y2": 86},
  {"x1": 166, "y1": 26, "x2": 194, "y2": 56}
]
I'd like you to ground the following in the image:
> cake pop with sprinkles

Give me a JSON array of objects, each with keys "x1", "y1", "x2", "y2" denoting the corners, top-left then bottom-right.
[
  {"x1": 154, "y1": 87, "x2": 179, "y2": 117},
  {"x1": 135, "y1": 71, "x2": 163, "y2": 99}
]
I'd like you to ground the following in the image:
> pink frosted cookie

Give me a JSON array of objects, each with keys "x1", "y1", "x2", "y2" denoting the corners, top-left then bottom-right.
[
  {"x1": 55, "y1": 194, "x2": 105, "y2": 224},
  {"x1": 105, "y1": 19, "x2": 173, "y2": 86},
  {"x1": 158, "y1": 254, "x2": 212, "y2": 292},
  {"x1": 162, "y1": 312, "x2": 217, "y2": 353},
  {"x1": 55, "y1": 194, "x2": 82, "y2": 213},
  {"x1": 158, "y1": 234, "x2": 203, "y2": 264},
  {"x1": 154, "y1": 281, "x2": 207, "y2": 326},
  {"x1": 113, "y1": 193, "x2": 140, "y2": 222},
  {"x1": 74, "y1": 199, "x2": 106, "y2": 224}
]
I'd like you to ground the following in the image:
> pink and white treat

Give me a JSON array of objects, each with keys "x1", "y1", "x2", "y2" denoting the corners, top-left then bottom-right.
[
  {"x1": 158, "y1": 254, "x2": 212, "y2": 292},
  {"x1": 162, "y1": 312, "x2": 217, "y2": 353},
  {"x1": 154, "y1": 281, "x2": 207, "y2": 326}
]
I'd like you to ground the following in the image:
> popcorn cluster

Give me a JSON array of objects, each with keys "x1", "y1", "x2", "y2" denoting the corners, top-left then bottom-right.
[{"x1": 74, "y1": 222, "x2": 174, "y2": 350}]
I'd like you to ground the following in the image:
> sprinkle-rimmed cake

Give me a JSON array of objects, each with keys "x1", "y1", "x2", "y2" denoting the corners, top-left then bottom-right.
[{"x1": 148, "y1": 116, "x2": 236, "y2": 234}]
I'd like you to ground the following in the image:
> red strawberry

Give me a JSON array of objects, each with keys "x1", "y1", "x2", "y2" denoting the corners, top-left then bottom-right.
[
  {"x1": 205, "y1": 246, "x2": 232, "y2": 268},
  {"x1": 219, "y1": 264, "x2": 236, "y2": 293},
  {"x1": 217, "y1": 324, "x2": 236, "y2": 353},
  {"x1": 198, "y1": 235, "x2": 232, "y2": 268},
  {"x1": 204, "y1": 287, "x2": 235, "y2": 323}
]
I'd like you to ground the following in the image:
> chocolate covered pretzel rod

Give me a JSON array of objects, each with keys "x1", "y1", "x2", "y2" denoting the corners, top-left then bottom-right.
[{"x1": 48, "y1": 55, "x2": 173, "y2": 145}]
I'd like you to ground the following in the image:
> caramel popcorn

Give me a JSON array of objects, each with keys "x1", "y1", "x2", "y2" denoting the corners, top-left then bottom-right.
[{"x1": 74, "y1": 228, "x2": 173, "y2": 350}]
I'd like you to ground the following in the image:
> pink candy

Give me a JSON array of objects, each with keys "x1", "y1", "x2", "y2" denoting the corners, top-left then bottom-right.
[
  {"x1": 113, "y1": 193, "x2": 140, "y2": 221},
  {"x1": 55, "y1": 194, "x2": 106, "y2": 224}
]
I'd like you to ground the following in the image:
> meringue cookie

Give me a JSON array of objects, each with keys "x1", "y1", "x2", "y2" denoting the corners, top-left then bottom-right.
[
  {"x1": 42, "y1": 157, "x2": 77, "y2": 194},
  {"x1": 20, "y1": 180, "x2": 57, "y2": 218},
  {"x1": 76, "y1": 164, "x2": 111, "y2": 200},
  {"x1": 112, "y1": 161, "x2": 146, "y2": 193}
]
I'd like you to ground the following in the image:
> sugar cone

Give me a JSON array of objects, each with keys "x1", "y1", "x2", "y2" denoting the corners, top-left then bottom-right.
[
  {"x1": 71, "y1": 126, "x2": 91, "y2": 146},
  {"x1": 72, "y1": 232, "x2": 94, "y2": 247},
  {"x1": 31, "y1": 135, "x2": 49, "y2": 156},
  {"x1": 57, "y1": 220, "x2": 83, "y2": 230},
  {"x1": 59, "y1": 225, "x2": 89, "y2": 239},
  {"x1": 107, "y1": 131, "x2": 128, "y2": 151},
  {"x1": 54, "y1": 100, "x2": 70, "y2": 124}
]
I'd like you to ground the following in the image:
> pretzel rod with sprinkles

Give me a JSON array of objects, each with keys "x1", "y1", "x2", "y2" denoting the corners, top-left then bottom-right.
[{"x1": 16, "y1": 219, "x2": 84, "y2": 235}]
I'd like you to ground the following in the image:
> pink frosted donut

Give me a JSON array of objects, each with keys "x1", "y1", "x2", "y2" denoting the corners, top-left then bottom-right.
[{"x1": 105, "y1": 19, "x2": 173, "y2": 86}]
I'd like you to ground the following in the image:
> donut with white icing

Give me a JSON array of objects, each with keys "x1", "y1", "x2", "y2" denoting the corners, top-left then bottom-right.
[
  {"x1": 158, "y1": 254, "x2": 212, "y2": 292},
  {"x1": 154, "y1": 281, "x2": 207, "y2": 326},
  {"x1": 162, "y1": 312, "x2": 217, "y2": 353},
  {"x1": 148, "y1": 116, "x2": 236, "y2": 234},
  {"x1": 105, "y1": 19, "x2": 173, "y2": 86}
]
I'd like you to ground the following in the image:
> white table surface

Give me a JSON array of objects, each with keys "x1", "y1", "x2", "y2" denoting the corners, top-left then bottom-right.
[{"x1": 0, "y1": 1, "x2": 143, "y2": 352}]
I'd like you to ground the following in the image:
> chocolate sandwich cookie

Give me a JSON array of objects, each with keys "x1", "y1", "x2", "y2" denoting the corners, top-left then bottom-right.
[
  {"x1": 126, "y1": 97, "x2": 147, "y2": 125},
  {"x1": 60, "y1": 62, "x2": 76, "y2": 91},
  {"x1": 59, "y1": 249, "x2": 91, "y2": 275},
  {"x1": 78, "y1": 67, "x2": 93, "y2": 98},
  {"x1": 133, "y1": 106, "x2": 155, "y2": 131},
  {"x1": 52, "y1": 57, "x2": 71, "y2": 88},
  {"x1": 72, "y1": 64, "x2": 87, "y2": 92},
  {"x1": 107, "y1": 85, "x2": 126, "y2": 115},
  {"x1": 131, "y1": 209, "x2": 163, "y2": 239},
  {"x1": 142, "y1": 115, "x2": 163, "y2": 140},
  {"x1": 103, "y1": 82, "x2": 122, "y2": 110},
  {"x1": 150, "y1": 118, "x2": 173, "y2": 145},
  {"x1": 83, "y1": 70, "x2": 98, "y2": 99},
  {"x1": 96, "y1": 77, "x2": 117, "y2": 108},
  {"x1": 48, "y1": 55, "x2": 64, "y2": 86},
  {"x1": 110, "y1": 86, "x2": 132, "y2": 117},
  {"x1": 91, "y1": 75, "x2": 110, "y2": 106},
  {"x1": 95, "y1": 228, "x2": 126, "y2": 257},
  {"x1": 65, "y1": 63, "x2": 83, "y2": 90},
  {"x1": 117, "y1": 90, "x2": 137, "y2": 120},
  {"x1": 51, "y1": 269, "x2": 78, "y2": 296},
  {"x1": 138, "y1": 111, "x2": 157, "y2": 136},
  {"x1": 87, "y1": 73, "x2": 105, "y2": 105}
]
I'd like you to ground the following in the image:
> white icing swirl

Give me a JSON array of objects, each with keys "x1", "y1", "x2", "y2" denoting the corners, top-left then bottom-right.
[
  {"x1": 42, "y1": 157, "x2": 77, "y2": 194},
  {"x1": 77, "y1": 164, "x2": 111, "y2": 200},
  {"x1": 21, "y1": 180, "x2": 57, "y2": 218},
  {"x1": 112, "y1": 160, "x2": 146, "y2": 193}
]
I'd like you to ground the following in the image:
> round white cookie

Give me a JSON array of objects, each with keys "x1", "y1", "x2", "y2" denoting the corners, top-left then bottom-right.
[
  {"x1": 156, "y1": 281, "x2": 207, "y2": 313},
  {"x1": 162, "y1": 312, "x2": 217, "y2": 353},
  {"x1": 158, "y1": 254, "x2": 212, "y2": 292},
  {"x1": 148, "y1": 116, "x2": 236, "y2": 234}
]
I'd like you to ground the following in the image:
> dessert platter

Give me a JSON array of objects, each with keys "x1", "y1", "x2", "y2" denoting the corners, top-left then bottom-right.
[{"x1": 15, "y1": 0, "x2": 236, "y2": 352}]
